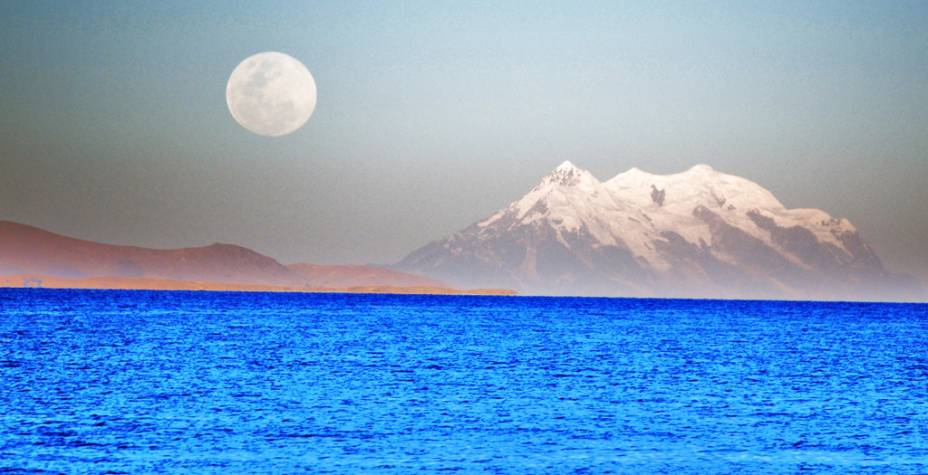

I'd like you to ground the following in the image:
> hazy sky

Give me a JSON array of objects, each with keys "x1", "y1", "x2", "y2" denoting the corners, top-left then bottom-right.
[{"x1": 1, "y1": 1, "x2": 926, "y2": 280}]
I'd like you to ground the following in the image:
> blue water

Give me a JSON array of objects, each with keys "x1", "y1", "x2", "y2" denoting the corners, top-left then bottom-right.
[{"x1": 1, "y1": 289, "x2": 927, "y2": 473}]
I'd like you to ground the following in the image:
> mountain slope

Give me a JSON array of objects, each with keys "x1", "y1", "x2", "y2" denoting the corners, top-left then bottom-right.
[
  {"x1": 0, "y1": 221, "x2": 292, "y2": 284},
  {"x1": 397, "y1": 162, "x2": 921, "y2": 300},
  {"x1": 0, "y1": 221, "x2": 443, "y2": 291}
]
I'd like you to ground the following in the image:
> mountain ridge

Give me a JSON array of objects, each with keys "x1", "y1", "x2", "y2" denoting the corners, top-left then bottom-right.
[
  {"x1": 398, "y1": 162, "x2": 922, "y2": 301},
  {"x1": 0, "y1": 220, "x2": 472, "y2": 293}
]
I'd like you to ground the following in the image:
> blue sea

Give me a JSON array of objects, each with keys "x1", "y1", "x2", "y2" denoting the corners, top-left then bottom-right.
[{"x1": 1, "y1": 289, "x2": 927, "y2": 473}]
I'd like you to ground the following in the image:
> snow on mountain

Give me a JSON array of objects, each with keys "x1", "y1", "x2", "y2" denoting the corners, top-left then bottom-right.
[
  {"x1": 480, "y1": 160, "x2": 658, "y2": 264},
  {"x1": 604, "y1": 164, "x2": 859, "y2": 270},
  {"x1": 398, "y1": 162, "x2": 921, "y2": 300}
]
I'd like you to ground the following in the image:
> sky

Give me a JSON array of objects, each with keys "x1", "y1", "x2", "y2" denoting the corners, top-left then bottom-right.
[{"x1": 1, "y1": 1, "x2": 926, "y2": 281}]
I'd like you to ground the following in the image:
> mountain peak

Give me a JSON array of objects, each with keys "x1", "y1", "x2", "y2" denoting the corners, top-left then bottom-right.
[
  {"x1": 612, "y1": 166, "x2": 651, "y2": 179},
  {"x1": 686, "y1": 164, "x2": 715, "y2": 173},
  {"x1": 542, "y1": 160, "x2": 599, "y2": 187}
]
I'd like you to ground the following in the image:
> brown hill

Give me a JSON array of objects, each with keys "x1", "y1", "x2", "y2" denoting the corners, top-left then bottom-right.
[
  {"x1": 0, "y1": 220, "x2": 292, "y2": 284},
  {"x1": 0, "y1": 221, "x2": 481, "y2": 294}
]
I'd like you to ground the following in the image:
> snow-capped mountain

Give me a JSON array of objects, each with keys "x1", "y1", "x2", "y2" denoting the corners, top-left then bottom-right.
[{"x1": 398, "y1": 161, "x2": 920, "y2": 300}]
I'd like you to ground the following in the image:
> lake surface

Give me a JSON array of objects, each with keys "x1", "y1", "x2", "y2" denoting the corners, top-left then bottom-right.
[{"x1": 1, "y1": 289, "x2": 927, "y2": 473}]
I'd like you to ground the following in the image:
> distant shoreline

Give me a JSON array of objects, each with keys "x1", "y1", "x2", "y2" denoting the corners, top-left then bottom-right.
[
  {"x1": 0, "y1": 274, "x2": 516, "y2": 297},
  {"x1": 5, "y1": 282, "x2": 926, "y2": 305}
]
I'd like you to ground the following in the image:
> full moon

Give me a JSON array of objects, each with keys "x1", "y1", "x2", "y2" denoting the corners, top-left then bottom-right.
[{"x1": 226, "y1": 52, "x2": 317, "y2": 137}]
